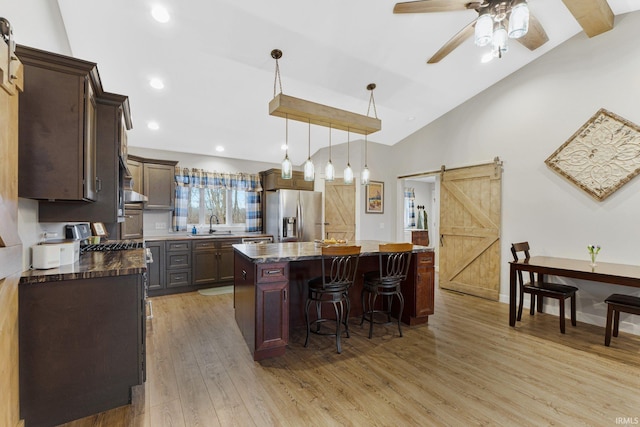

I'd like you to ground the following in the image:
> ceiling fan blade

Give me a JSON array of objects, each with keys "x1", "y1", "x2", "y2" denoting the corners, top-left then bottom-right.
[
  {"x1": 394, "y1": 0, "x2": 478, "y2": 14},
  {"x1": 561, "y1": 0, "x2": 613, "y2": 37},
  {"x1": 427, "y1": 20, "x2": 476, "y2": 64},
  {"x1": 516, "y1": 13, "x2": 549, "y2": 51}
]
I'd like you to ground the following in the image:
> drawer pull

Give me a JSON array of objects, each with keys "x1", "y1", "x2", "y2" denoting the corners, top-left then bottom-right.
[{"x1": 265, "y1": 269, "x2": 281, "y2": 275}]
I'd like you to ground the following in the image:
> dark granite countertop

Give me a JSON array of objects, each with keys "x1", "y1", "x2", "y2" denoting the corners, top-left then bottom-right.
[
  {"x1": 20, "y1": 249, "x2": 147, "y2": 284},
  {"x1": 233, "y1": 240, "x2": 433, "y2": 264}
]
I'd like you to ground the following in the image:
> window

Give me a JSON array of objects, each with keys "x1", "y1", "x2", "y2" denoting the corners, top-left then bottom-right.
[{"x1": 187, "y1": 187, "x2": 246, "y2": 226}]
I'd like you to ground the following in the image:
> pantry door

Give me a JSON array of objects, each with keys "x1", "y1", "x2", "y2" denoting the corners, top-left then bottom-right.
[
  {"x1": 439, "y1": 161, "x2": 502, "y2": 300},
  {"x1": 324, "y1": 179, "x2": 356, "y2": 242}
]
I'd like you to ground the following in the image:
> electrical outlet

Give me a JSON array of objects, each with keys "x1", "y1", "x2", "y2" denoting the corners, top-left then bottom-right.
[{"x1": 155, "y1": 222, "x2": 167, "y2": 230}]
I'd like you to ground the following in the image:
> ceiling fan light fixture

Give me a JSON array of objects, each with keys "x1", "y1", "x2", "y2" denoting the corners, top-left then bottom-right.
[
  {"x1": 508, "y1": 1, "x2": 530, "y2": 39},
  {"x1": 474, "y1": 12, "x2": 493, "y2": 47},
  {"x1": 492, "y1": 24, "x2": 508, "y2": 58}
]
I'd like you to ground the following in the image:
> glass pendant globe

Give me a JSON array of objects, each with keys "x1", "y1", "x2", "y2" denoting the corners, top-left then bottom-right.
[
  {"x1": 343, "y1": 164, "x2": 354, "y2": 184},
  {"x1": 325, "y1": 161, "x2": 335, "y2": 181},
  {"x1": 361, "y1": 166, "x2": 370, "y2": 185},
  {"x1": 281, "y1": 155, "x2": 292, "y2": 179},
  {"x1": 303, "y1": 158, "x2": 315, "y2": 181}
]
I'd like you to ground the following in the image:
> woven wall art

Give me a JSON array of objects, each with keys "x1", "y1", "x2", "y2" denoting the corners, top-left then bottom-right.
[{"x1": 545, "y1": 108, "x2": 640, "y2": 201}]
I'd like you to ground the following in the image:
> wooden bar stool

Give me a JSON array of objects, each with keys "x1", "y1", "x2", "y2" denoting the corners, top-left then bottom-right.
[
  {"x1": 360, "y1": 243, "x2": 412, "y2": 339},
  {"x1": 305, "y1": 245, "x2": 361, "y2": 354},
  {"x1": 604, "y1": 294, "x2": 640, "y2": 346}
]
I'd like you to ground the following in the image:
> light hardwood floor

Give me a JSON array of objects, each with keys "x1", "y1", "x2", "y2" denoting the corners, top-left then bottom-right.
[{"x1": 63, "y1": 285, "x2": 640, "y2": 427}]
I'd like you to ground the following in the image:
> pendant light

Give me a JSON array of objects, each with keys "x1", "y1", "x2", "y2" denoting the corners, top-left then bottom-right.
[
  {"x1": 361, "y1": 133, "x2": 370, "y2": 185},
  {"x1": 281, "y1": 115, "x2": 292, "y2": 179},
  {"x1": 325, "y1": 124, "x2": 335, "y2": 181},
  {"x1": 303, "y1": 119, "x2": 315, "y2": 181},
  {"x1": 361, "y1": 83, "x2": 377, "y2": 185},
  {"x1": 343, "y1": 128, "x2": 354, "y2": 184}
]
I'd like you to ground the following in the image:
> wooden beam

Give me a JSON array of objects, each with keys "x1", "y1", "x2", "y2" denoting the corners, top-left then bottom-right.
[
  {"x1": 561, "y1": 0, "x2": 614, "y2": 38},
  {"x1": 269, "y1": 93, "x2": 381, "y2": 135}
]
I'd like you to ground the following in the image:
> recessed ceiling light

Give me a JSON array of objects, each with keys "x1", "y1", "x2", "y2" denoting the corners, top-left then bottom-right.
[
  {"x1": 281, "y1": 144, "x2": 288, "y2": 151},
  {"x1": 148, "y1": 121, "x2": 160, "y2": 130},
  {"x1": 215, "y1": 146, "x2": 224, "y2": 152},
  {"x1": 149, "y1": 78, "x2": 164, "y2": 89},
  {"x1": 151, "y1": 5, "x2": 170, "y2": 23}
]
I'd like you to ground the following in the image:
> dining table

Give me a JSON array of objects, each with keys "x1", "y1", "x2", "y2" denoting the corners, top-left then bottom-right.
[{"x1": 508, "y1": 256, "x2": 640, "y2": 326}]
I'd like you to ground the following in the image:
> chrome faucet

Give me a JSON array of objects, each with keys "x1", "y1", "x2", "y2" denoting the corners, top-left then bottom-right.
[{"x1": 209, "y1": 214, "x2": 219, "y2": 233}]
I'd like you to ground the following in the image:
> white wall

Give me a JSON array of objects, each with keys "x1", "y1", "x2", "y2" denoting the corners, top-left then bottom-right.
[{"x1": 390, "y1": 11, "x2": 640, "y2": 334}]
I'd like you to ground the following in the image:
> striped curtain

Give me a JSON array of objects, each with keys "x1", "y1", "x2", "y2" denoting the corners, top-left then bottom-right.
[
  {"x1": 172, "y1": 167, "x2": 263, "y2": 231},
  {"x1": 246, "y1": 191, "x2": 262, "y2": 232},
  {"x1": 404, "y1": 187, "x2": 416, "y2": 229},
  {"x1": 172, "y1": 167, "x2": 190, "y2": 231}
]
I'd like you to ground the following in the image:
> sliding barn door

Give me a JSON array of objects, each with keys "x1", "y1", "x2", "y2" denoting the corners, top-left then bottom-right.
[
  {"x1": 324, "y1": 179, "x2": 356, "y2": 241},
  {"x1": 0, "y1": 45, "x2": 24, "y2": 427},
  {"x1": 439, "y1": 161, "x2": 502, "y2": 300}
]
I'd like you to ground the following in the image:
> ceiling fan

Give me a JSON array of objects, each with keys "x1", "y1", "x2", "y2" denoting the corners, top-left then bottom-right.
[{"x1": 393, "y1": 0, "x2": 614, "y2": 64}]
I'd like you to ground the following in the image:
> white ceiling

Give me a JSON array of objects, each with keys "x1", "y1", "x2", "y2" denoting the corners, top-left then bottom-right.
[{"x1": 56, "y1": 0, "x2": 640, "y2": 165}]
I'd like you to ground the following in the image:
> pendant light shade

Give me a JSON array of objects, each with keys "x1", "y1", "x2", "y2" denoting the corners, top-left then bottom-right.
[
  {"x1": 343, "y1": 128, "x2": 354, "y2": 184},
  {"x1": 281, "y1": 115, "x2": 292, "y2": 179},
  {"x1": 303, "y1": 119, "x2": 315, "y2": 181},
  {"x1": 325, "y1": 125, "x2": 335, "y2": 181}
]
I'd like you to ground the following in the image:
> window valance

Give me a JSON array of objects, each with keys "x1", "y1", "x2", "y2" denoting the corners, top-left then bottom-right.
[{"x1": 174, "y1": 167, "x2": 263, "y2": 192}]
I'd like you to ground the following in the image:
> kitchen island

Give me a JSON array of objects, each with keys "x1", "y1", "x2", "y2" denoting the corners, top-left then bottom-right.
[
  {"x1": 233, "y1": 241, "x2": 435, "y2": 360},
  {"x1": 19, "y1": 249, "x2": 147, "y2": 427}
]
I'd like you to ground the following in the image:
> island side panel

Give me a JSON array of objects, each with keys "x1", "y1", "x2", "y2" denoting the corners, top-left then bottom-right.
[
  {"x1": 234, "y1": 251, "x2": 256, "y2": 355},
  {"x1": 400, "y1": 252, "x2": 435, "y2": 326}
]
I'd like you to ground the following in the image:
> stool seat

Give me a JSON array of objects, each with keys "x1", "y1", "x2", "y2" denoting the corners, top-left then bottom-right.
[{"x1": 604, "y1": 293, "x2": 640, "y2": 347}]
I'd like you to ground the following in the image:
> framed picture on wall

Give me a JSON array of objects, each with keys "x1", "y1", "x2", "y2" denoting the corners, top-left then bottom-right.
[
  {"x1": 365, "y1": 181, "x2": 384, "y2": 214},
  {"x1": 91, "y1": 222, "x2": 108, "y2": 237}
]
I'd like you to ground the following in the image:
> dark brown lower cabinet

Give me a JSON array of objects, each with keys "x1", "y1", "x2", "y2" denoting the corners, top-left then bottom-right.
[
  {"x1": 145, "y1": 241, "x2": 165, "y2": 291},
  {"x1": 19, "y1": 274, "x2": 145, "y2": 427},
  {"x1": 234, "y1": 253, "x2": 289, "y2": 361}
]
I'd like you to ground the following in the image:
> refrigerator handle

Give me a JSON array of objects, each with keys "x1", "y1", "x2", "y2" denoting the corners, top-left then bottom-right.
[{"x1": 297, "y1": 200, "x2": 303, "y2": 240}]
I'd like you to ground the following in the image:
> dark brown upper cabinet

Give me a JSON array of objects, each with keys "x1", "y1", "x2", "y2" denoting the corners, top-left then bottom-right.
[
  {"x1": 39, "y1": 92, "x2": 133, "y2": 223},
  {"x1": 17, "y1": 45, "x2": 101, "y2": 202}
]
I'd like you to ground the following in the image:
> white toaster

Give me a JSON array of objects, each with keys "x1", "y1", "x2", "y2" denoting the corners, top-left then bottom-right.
[{"x1": 32, "y1": 245, "x2": 61, "y2": 269}]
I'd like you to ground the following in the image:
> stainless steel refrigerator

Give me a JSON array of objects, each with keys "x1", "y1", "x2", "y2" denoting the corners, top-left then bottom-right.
[{"x1": 265, "y1": 189, "x2": 323, "y2": 242}]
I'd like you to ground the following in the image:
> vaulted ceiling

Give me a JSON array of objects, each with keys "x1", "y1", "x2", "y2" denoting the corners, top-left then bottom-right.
[{"x1": 56, "y1": 0, "x2": 640, "y2": 165}]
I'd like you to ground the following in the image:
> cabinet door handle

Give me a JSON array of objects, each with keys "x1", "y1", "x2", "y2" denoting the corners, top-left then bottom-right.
[
  {"x1": 96, "y1": 177, "x2": 102, "y2": 192},
  {"x1": 242, "y1": 269, "x2": 247, "y2": 280},
  {"x1": 283, "y1": 289, "x2": 287, "y2": 301}
]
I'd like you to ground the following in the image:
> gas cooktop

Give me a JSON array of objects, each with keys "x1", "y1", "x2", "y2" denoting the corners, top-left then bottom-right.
[{"x1": 81, "y1": 241, "x2": 145, "y2": 253}]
